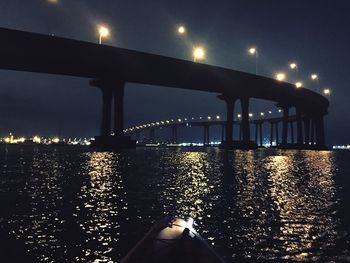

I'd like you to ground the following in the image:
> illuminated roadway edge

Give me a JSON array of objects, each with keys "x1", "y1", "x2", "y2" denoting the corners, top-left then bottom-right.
[
  {"x1": 124, "y1": 115, "x2": 297, "y2": 133},
  {"x1": 0, "y1": 27, "x2": 329, "y2": 114}
]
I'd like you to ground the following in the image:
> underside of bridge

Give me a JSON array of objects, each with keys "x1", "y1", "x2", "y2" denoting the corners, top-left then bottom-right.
[{"x1": 0, "y1": 27, "x2": 329, "y2": 150}]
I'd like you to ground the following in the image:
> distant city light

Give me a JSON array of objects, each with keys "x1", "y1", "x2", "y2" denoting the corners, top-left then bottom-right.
[
  {"x1": 276, "y1": 72, "x2": 286, "y2": 81},
  {"x1": 98, "y1": 25, "x2": 110, "y2": 44},
  {"x1": 193, "y1": 46, "x2": 206, "y2": 62},
  {"x1": 52, "y1": 137, "x2": 60, "y2": 144},
  {"x1": 295, "y1": 82, "x2": 303, "y2": 88},
  {"x1": 178, "y1": 25, "x2": 186, "y2": 34}
]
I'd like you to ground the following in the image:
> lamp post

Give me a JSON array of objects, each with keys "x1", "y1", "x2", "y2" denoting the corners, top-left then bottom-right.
[
  {"x1": 98, "y1": 26, "x2": 110, "y2": 45},
  {"x1": 248, "y1": 47, "x2": 258, "y2": 74},
  {"x1": 275, "y1": 72, "x2": 286, "y2": 81},
  {"x1": 311, "y1": 74, "x2": 319, "y2": 92},
  {"x1": 193, "y1": 47, "x2": 206, "y2": 62}
]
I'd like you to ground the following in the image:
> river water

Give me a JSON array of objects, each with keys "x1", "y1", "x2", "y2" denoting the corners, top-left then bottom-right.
[{"x1": 0, "y1": 146, "x2": 349, "y2": 262}]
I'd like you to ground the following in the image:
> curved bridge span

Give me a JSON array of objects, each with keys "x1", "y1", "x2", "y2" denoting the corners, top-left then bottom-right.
[{"x1": 0, "y1": 27, "x2": 329, "y2": 149}]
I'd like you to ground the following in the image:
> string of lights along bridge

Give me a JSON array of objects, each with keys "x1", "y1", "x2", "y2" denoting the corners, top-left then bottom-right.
[
  {"x1": 91, "y1": 21, "x2": 332, "y2": 96},
  {"x1": 45, "y1": 0, "x2": 332, "y2": 96}
]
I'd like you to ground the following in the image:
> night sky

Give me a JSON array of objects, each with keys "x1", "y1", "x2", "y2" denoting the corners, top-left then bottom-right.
[{"x1": 0, "y1": 0, "x2": 349, "y2": 145}]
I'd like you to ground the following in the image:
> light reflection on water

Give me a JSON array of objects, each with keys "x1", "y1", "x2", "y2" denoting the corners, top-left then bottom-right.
[{"x1": 0, "y1": 147, "x2": 349, "y2": 263}]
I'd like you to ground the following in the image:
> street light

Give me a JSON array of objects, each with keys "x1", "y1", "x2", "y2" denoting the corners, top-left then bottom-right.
[
  {"x1": 193, "y1": 47, "x2": 206, "y2": 62},
  {"x1": 290, "y1": 63, "x2": 297, "y2": 70},
  {"x1": 98, "y1": 25, "x2": 110, "y2": 45},
  {"x1": 295, "y1": 82, "x2": 303, "y2": 88},
  {"x1": 248, "y1": 47, "x2": 258, "y2": 74},
  {"x1": 311, "y1": 74, "x2": 319, "y2": 92},
  {"x1": 178, "y1": 25, "x2": 186, "y2": 35},
  {"x1": 323, "y1": 88, "x2": 331, "y2": 95},
  {"x1": 276, "y1": 72, "x2": 286, "y2": 81}
]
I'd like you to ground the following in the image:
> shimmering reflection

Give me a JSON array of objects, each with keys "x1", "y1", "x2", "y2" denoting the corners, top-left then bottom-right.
[
  {"x1": 1, "y1": 147, "x2": 349, "y2": 263},
  {"x1": 265, "y1": 151, "x2": 343, "y2": 261},
  {"x1": 76, "y1": 152, "x2": 127, "y2": 262},
  {"x1": 159, "y1": 152, "x2": 212, "y2": 220}
]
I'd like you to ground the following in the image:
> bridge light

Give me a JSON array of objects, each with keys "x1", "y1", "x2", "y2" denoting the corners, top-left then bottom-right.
[
  {"x1": 249, "y1": 113, "x2": 253, "y2": 118},
  {"x1": 311, "y1": 74, "x2": 318, "y2": 80},
  {"x1": 178, "y1": 119, "x2": 182, "y2": 122},
  {"x1": 216, "y1": 115, "x2": 220, "y2": 120},
  {"x1": 290, "y1": 63, "x2": 297, "y2": 70},
  {"x1": 98, "y1": 25, "x2": 110, "y2": 44},
  {"x1": 237, "y1": 114, "x2": 241, "y2": 118},
  {"x1": 178, "y1": 25, "x2": 186, "y2": 35},
  {"x1": 193, "y1": 46, "x2": 206, "y2": 62},
  {"x1": 248, "y1": 47, "x2": 258, "y2": 74},
  {"x1": 260, "y1": 112, "x2": 265, "y2": 116},
  {"x1": 208, "y1": 116, "x2": 212, "y2": 120},
  {"x1": 248, "y1": 47, "x2": 257, "y2": 55},
  {"x1": 323, "y1": 88, "x2": 331, "y2": 95},
  {"x1": 48, "y1": 0, "x2": 58, "y2": 3},
  {"x1": 268, "y1": 111, "x2": 272, "y2": 114},
  {"x1": 278, "y1": 109, "x2": 282, "y2": 113},
  {"x1": 295, "y1": 82, "x2": 303, "y2": 88},
  {"x1": 275, "y1": 72, "x2": 286, "y2": 81}
]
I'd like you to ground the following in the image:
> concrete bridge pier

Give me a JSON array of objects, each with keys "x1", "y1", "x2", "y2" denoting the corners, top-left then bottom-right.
[
  {"x1": 290, "y1": 121, "x2": 294, "y2": 144},
  {"x1": 296, "y1": 108, "x2": 304, "y2": 146},
  {"x1": 172, "y1": 126, "x2": 178, "y2": 144},
  {"x1": 240, "y1": 97, "x2": 256, "y2": 149},
  {"x1": 270, "y1": 122, "x2": 274, "y2": 146},
  {"x1": 281, "y1": 106, "x2": 290, "y2": 147},
  {"x1": 259, "y1": 122, "x2": 263, "y2": 147},
  {"x1": 150, "y1": 127, "x2": 155, "y2": 143},
  {"x1": 303, "y1": 117, "x2": 311, "y2": 145},
  {"x1": 221, "y1": 124, "x2": 225, "y2": 143},
  {"x1": 90, "y1": 79, "x2": 136, "y2": 149},
  {"x1": 218, "y1": 95, "x2": 236, "y2": 149},
  {"x1": 203, "y1": 125, "x2": 210, "y2": 146},
  {"x1": 314, "y1": 114, "x2": 326, "y2": 148}
]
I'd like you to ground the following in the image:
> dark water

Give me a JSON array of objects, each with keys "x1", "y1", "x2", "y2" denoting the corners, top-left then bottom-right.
[{"x1": 0, "y1": 146, "x2": 349, "y2": 262}]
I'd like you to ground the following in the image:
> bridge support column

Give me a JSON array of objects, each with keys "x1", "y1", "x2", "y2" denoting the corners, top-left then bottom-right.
[
  {"x1": 172, "y1": 126, "x2": 178, "y2": 144},
  {"x1": 203, "y1": 125, "x2": 210, "y2": 146},
  {"x1": 281, "y1": 107, "x2": 289, "y2": 146},
  {"x1": 315, "y1": 115, "x2": 326, "y2": 148},
  {"x1": 296, "y1": 108, "x2": 304, "y2": 146},
  {"x1": 290, "y1": 121, "x2": 294, "y2": 144},
  {"x1": 310, "y1": 119, "x2": 315, "y2": 145},
  {"x1": 241, "y1": 97, "x2": 253, "y2": 148},
  {"x1": 276, "y1": 122, "x2": 280, "y2": 145},
  {"x1": 304, "y1": 117, "x2": 311, "y2": 145},
  {"x1": 221, "y1": 124, "x2": 225, "y2": 143},
  {"x1": 113, "y1": 83, "x2": 125, "y2": 136},
  {"x1": 259, "y1": 123, "x2": 263, "y2": 147},
  {"x1": 218, "y1": 95, "x2": 236, "y2": 149},
  {"x1": 90, "y1": 79, "x2": 135, "y2": 149},
  {"x1": 254, "y1": 123, "x2": 258, "y2": 145},
  {"x1": 101, "y1": 87, "x2": 113, "y2": 137},
  {"x1": 135, "y1": 131, "x2": 140, "y2": 142},
  {"x1": 270, "y1": 122, "x2": 274, "y2": 147},
  {"x1": 150, "y1": 128, "x2": 155, "y2": 143}
]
